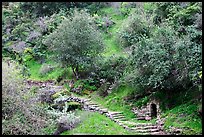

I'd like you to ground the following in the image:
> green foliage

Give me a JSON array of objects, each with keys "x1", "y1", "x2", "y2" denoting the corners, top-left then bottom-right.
[
  {"x1": 2, "y1": 3, "x2": 202, "y2": 135},
  {"x1": 143, "y1": 2, "x2": 157, "y2": 14},
  {"x1": 44, "y1": 9, "x2": 104, "y2": 78},
  {"x1": 39, "y1": 64, "x2": 56, "y2": 76},
  {"x1": 117, "y1": 8, "x2": 152, "y2": 47},
  {"x1": 93, "y1": 14, "x2": 115, "y2": 31},
  {"x1": 168, "y1": 2, "x2": 201, "y2": 27},
  {"x1": 86, "y1": 2, "x2": 109, "y2": 14},
  {"x1": 153, "y1": 85, "x2": 201, "y2": 111},
  {"x1": 133, "y1": 96, "x2": 149, "y2": 108},
  {"x1": 19, "y1": 2, "x2": 93, "y2": 17},
  {"x1": 73, "y1": 79, "x2": 97, "y2": 95},
  {"x1": 99, "y1": 7, "x2": 127, "y2": 57},
  {"x1": 120, "y1": 2, "x2": 131, "y2": 16},
  {"x1": 2, "y1": 60, "x2": 55, "y2": 135},
  {"x1": 129, "y1": 24, "x2": 202, "y2": 91},
  {"x1": 93, "y1": 55, "x2": 128, "y2": 84},
  {"x1": 153, "y1": 2, "x2": 202, "y2": 28},
  {"x1": 82, "y1": 80, "x2": 97, "y2": 91},
  {"x1": 25, "y1": 59, "x2": 66, "y2": 81}
]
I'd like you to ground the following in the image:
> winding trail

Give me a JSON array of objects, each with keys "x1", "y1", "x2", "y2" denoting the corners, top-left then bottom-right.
[{"x1": 25, "y1": 80, "x2": 167, "y2": 135}]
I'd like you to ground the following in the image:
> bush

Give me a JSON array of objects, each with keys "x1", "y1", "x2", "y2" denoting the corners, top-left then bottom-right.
[
  {"x1": 94, "y1": 15, "x2": 115, "y2": 31},
  {"x1": 2, "y1": 60, "x2": 56, "y2": 135},
  {"x1": 134, "y1": 96, "x2": 149, "y2": 108},
  {"x1": 129, "y1": 24, "x2": 202, "y2": 92},
  {"x1": 117, "y1": 8, "x2": 152, "y2": 47},
  {"x1": 153, "y1": 2, "x2": 202, "y2": 28},
  {"x1": 92, "y1": 55, "x2": 128, "y2": 85},
  {"x1": 19, "y1": 2, "x2": 94, "y2": 17}
]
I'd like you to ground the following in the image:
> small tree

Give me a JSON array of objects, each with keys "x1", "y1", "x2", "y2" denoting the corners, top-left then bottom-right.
[{"x1": 44, "y1": 9, "x2": 104, "y2": 79}]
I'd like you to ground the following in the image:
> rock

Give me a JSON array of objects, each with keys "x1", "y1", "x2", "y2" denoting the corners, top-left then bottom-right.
[
  {"x1": 42, "y1": 83, "x2": 46, "y2": 87},
  {"x1": 137, "y1": 117, "x2": 145, "y2": 120},
  {"x1": 145, "y1": 116, "x2": 151, "y2": 121},
  {"x1": 170, "y1": 127, "x2": 182, "y2": 135}
]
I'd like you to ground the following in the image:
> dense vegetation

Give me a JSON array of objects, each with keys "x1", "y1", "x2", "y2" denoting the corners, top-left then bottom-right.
[{"x1": 2, "y1": 2, "x2": 202, "y2": 135}]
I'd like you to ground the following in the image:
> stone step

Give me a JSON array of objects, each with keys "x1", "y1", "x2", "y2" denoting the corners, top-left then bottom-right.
[
  {"x1": 135, "y1": 123, "x2": 155, "y2": 127},
  {"x1": 99, "y1": 108, "x2": 108, "y2": 112},
  {"x1": 84, "y1": 99, "x2": 91, "y2": 102},
  {"x1": 150, "y1": 131, "x2": 165, "y2": 135},
  {"x1": 98, "y1": 108, "x2": 108, "y2": 116},
  {"x1": 113, "y1": 117, "x2": 127, "y2": 120},
  {"x1": 84, "y1": 102, "x2": 97, "y2": 105},
  {"x1": 133, "y1": 128, "x2": 160, "y2": 133},
  {"x1": 118, "y1": 121, "x2": 155, "y2": 128},
  {"x1": 119, "y1": 121, "x2": 139, "y2": 127},
  {"x1": 51, "y1": 85, "x2": 64, "y2": 88},
  {"x1": 111, "y1": 113, "x2": 124, "y2": 116},
  {"x1": 109, "y1": 112, "x2": 123, "y2": 115},
  {"x1": 86, "y1": 106, "x2": 97, "y2": 109},
  {"x1": 138, "y1": 131, "x2": 162, "y2": 135},
  {"x1": 136, "y1": 117, "x2": 146, "y2": 120},
  {"x1": 113, "y1": 118, "x2": 127, "y2": 123},
  {"x1": 88, "y1": 104, "x2": 99, "y2": 107},
  {"x1": 130, "y1": 125, "x2": 158, "y2": 130},
  {"x1": 94, "y1": 107, "x2": 101, "y2": 111},
  {"x1": 89, "y1": 107, "x2": 100, "y2": 110},
  {"x1": 112, "y1": 115, "x2": 126, "y2": 119},
  {"x1": 136, "y1": 113, "x2": 149, "y2": 116},
  {"x1": 112, "y1": 117, "x2": 126, "y2": 120}
]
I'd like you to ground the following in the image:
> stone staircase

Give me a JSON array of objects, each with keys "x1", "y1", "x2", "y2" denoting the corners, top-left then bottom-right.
[
  {"x1": 30, "y1": 82, "x2": 166, "y2": 135},
  {"x1": 65, "y1": 96, "x2": 165, "y2": 135}
]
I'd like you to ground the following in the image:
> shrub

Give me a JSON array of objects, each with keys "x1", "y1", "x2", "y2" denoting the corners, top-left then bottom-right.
[
  {"x1": 129, "y1": 24, "x2": 202, "y2": 92},
  {"x1": 134, "y1": 96, "x2": 149, "y2": 108},
  {"x1": 120, "y1": 2, "x2": 131, "y2": 16},
  {"x1": 91, "y1": 55, "x2": 128, "y2": 85},
  {"x1": 2, "y1": 60, "x2": 23, "y2": 120},
  {"x1": 2, "y1": 60, "x2": 56, "y2": 135},
  {"x1": 153, "y1": 2, "x2": 202, "y2": 28},
  {"x1": 54, "y1": 113, "x2": 81, "y2": 135},
  {"x1": 117, "y1": 8, "x2": 152, "y2": 47},
  {"x1": 19, "y1": 2, "x2": 94, "y2": 17},
  {"x1": 94, "y1": 16, "x2": 115, "y2": 31}
]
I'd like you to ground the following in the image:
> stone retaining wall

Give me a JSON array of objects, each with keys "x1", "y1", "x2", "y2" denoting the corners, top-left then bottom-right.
[{"x1": 132, "y1": 99, "x2": 161, "y2": 121}]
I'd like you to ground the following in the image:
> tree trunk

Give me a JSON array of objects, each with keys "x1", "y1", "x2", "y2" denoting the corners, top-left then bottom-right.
[{"x1": 72, "y1": 66, "x2": 79, "y2": 80}]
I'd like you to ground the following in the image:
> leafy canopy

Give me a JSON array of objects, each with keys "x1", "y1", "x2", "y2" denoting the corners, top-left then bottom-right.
[{"x1": 44, "y1": 9, "x2": 104, "y2": 77}]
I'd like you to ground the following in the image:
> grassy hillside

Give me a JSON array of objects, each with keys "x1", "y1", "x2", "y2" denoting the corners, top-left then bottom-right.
[{"x1": 2, "y1": 2, "x2": 202, "y2": 135}]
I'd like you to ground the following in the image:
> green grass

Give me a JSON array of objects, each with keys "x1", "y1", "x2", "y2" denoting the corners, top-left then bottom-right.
[
  {"x1": 161, "y1": 101, "x2": 202, "y2": 135},
  {"x1": 26, "y1": 59, "x2": 73, "y2": 81},
  {"x1": 99, "y1": 7, "x2": 128, "y2": 58},
  {"x1": 26, "y1": 59, "x2": 43, "y2": 80},
  {"x1": 61, "y1": 111, "x2": 135, "y2": 135}
]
